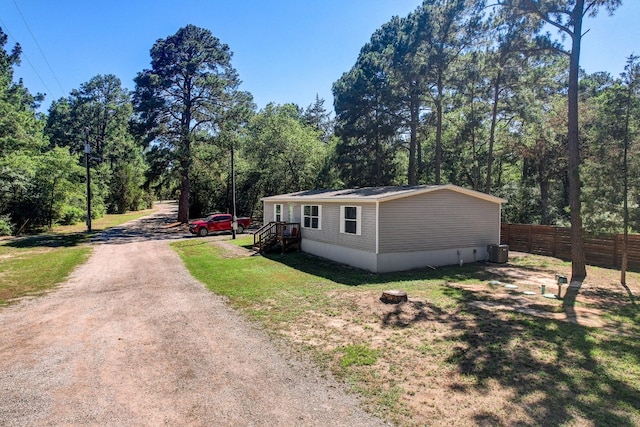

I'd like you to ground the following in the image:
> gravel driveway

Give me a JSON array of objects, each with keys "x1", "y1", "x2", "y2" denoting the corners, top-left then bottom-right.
[{"x1": 0, "y1": 202, "x2": 386, "y2": 426}]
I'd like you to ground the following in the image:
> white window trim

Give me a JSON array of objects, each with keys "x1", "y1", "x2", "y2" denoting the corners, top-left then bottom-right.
[
  {"x1": 340, "y1": 205, "x2": 362, "y2": 236},
  {"x1": 301, "y1": 204, "x2": 322, "y2": 230},
  {"x1": 274, "y1": 203, "x2": 283, "y2": 222}
]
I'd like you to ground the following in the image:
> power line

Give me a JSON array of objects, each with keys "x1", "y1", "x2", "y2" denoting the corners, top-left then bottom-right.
[
  {"x1": 12, "y1": 0, "x2": 66, "y2": 97},
  {"x1": 0, "y1": 16, "x2": 55, "y2": 97}
]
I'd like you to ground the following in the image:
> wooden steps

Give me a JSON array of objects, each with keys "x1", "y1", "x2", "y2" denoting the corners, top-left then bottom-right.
[{"x1": 253, "y1": 222, "x2": 301, "y2": 253}]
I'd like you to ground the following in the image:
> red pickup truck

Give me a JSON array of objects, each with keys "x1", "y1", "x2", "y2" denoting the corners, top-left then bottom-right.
[{"x1": 188, "y1": 213, "x2": 251, "y2": 237}]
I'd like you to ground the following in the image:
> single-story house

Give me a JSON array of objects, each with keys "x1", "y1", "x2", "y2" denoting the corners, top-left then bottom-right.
[{"x1": 261, "y1": 184, "x2": 507, "y2": 273}]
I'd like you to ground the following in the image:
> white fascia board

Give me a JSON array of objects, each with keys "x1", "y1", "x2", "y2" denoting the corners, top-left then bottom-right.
[
  {"x1": 263, "y1": 196, "x2": 378, "y2": 204},
  {"x1": 262, "y1": 184, "x2": 507, "y2": 205},
  {"x1": 377, "y1": 184, "x2": 508, "y2": 205}
]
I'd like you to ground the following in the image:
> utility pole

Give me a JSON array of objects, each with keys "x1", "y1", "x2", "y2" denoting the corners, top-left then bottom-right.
[
  {"x1": 85, "y1": 142, "x2": 92, "y2": 232},
  {"x1": 231, "y1": 142, "x2": 237, "y2": 240}
]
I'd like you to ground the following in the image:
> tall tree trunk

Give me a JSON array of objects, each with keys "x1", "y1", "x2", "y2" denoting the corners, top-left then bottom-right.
[
  {"x1": 539, "y1": 173, "x2": 551, "y2": 225},
  {"x1": 621, "y1": 69, "x2": 632, "y2": 286},
  {"x1": 375, "y1": 107, "x2": 383, "y2": 186},
  {"x1": 178, "y1": 98, "x2": 192, "y2": 223},
  {"x1": 375, "y1": 135, "x2": 381, "y2": 186},
  {"x1": 486, "y1": 72, "x2": 501, "y2": 194},
  {"x1": 48, "y1": 180, "x2": 56, "y2": 229},
  {"x1": 435, "y1": 77, "x2": 444, "y2": 185},
  {"x1": 470, "y1": 93, "x2": 479, "y2": 191},
  {"x1": 621, "y1": 158, "x2": 629, "y2": 286},
  {"x1": 417, "y1": 138, "x2": 423, "y2": 183},
  {"x1": 567, "y1": 0, "x2": 587, "y2": 282},
  {"x1": 408, "y1": 91, "x2": 419, "y2": 186},
  {"x1": 178, "y1": 158, "x2": 190, "y2": 223}
]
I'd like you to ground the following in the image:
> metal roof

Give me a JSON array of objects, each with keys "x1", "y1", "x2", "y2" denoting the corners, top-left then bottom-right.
[{"x1": 261, "y1": 184, "x2": 507, "y2": 204}]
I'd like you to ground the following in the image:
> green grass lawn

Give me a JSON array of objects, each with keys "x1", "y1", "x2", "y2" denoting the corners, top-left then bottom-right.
[
  {"x1": 0, "y1": 245, "x2": 90, "y2": 305},
  {"x1": 0, "y1": 207, "x2": 155, "y2": 306},
  {"x1": 50, "y1": 208, "x2": 156, "y2": 234},
  {"x1": 172, "y1": 237, "x2": 640, "y2": 427}
]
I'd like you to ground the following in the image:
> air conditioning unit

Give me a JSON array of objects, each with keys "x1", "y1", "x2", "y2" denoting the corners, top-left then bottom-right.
[{"x1": 487, "y1": 244, "x2": 509, "y2": 263}]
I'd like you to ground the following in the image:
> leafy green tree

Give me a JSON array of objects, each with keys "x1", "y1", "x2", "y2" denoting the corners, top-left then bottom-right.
[
  {"x1": 0, "y1": 28, "x2": 54, "y2": 232},
  {"x1": 46, "y1": 74, "x2": 147, "y2": 214},
  {"x1": 582, "y1": 74, "x2": 625, "y2": 234},
  {"x1": 618, "y1": 55, "x2": 640, "y2": 286},
  {"x1": 514, "y1": 56, "x2": 571, "y2": 225},
  {"x1": 313, "y1": 137, "x2": 343, "y2": 189},
  {"x1": 188, "y1": 139, "x2": 229, "y2": 217},
  {"x1": 45, "y1": 98, "x2": 74, "y2": 150},
  {"x1": 332, "y1": 21, "x2": 403, "y2": 186},
  {"x1": 133, "y1": 24, "x2": 248, "y2": 222},
  {"x1": 583, "y1": 56, "x2": 640, "y2": 286},
  {"x1": 333, "y1": 1, "x2": 485, "y2": 186},
  {"x1": 36, "y1": 147, "x2": 86, "y2": 227},
  {"x1": 189, "y1": 90, "x2": 254, "y2": 219},
  {"x1": 500, "y1": 0, "x2": 622, "y2": 282},
  {"x1": 415, "y1": 0, "x2": 486, "y2": 185},
  {"x1": 446, "y1": 51, "x2": 491, "y2": 191},
  {"x1": 303, "y1": 95, "x2": 333, "y2": 142},
  {"x1": 0, "y1": 32, "x2": 44, "y2": 158},
  {"x1": 244, "y1": 103, "x2": 328, "y2": 199},
  {"x1": 387, "y1": 13, "x2": 427, "y2": 185},
  {"x1": 482, "y1": 8, "x2": 554, "y2": 193}
]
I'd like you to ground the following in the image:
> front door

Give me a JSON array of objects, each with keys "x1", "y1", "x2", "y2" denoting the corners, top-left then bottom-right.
[{"x1": 288, "y1": 203, "x2": 295, "y2": 222}]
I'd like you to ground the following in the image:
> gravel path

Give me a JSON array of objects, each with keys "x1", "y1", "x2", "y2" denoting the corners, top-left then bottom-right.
[{"x1": 0, "y1": 203, "x2": 387, "y2": 426}]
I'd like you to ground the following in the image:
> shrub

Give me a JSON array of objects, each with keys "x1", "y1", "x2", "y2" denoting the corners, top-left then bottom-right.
[
  {"x1": 58, "y1": 206, "x2": 86, "y2": 225},
  {"x1": 0, "y1": 216, "x2": 14, "y2": 236}
]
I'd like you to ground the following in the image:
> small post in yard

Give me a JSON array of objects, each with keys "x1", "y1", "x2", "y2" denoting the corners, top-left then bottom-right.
[
  {"x1": 84, "y1": 143, "x2": 92, "y2": 232},
  {"x1": 556, "y1": 274, "x2": 568, "y2": 298}
]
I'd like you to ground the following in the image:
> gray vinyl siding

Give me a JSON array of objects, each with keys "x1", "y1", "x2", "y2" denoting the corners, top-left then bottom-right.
[
  {"x1": 263, "y1": 202, "x2": 276, "y2": 223},
  {"x1": 263, "y1": 201, "x2": 302, "y2": 223},
  {"x1": 264, "y1": 201, "x2": 375, "y2": 252},
  {"x1": 299, "y1": 203, "x2": 376, "y2": 252},
  {"x1": 378, "y1": 189, "x2": 499, "y2": 253}
]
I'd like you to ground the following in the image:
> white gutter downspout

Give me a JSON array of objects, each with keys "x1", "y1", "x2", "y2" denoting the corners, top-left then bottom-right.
[
  {"x1": 498, "y1": 203, "x2": 502, "y2": 244},
  {"x1": 376, "y1": 200, "x2": 380, "y2": 254}
]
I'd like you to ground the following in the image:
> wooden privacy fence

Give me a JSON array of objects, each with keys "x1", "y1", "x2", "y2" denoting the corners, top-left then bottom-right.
[{"x1": 500, "y1": 223, "x2": 640, "y2": 270}]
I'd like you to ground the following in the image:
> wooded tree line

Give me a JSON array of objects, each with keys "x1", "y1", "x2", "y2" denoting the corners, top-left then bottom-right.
[
  {"x1": 332, "y1": 0, "x2": 631, "y2": 283},
  {"x1": 334, "y1": 0, "x2": 635, "y2": 230},
  {"x1": 0, "y1": 24, "x2": 333, "y2": 233},
  {"x1": 0, "y1": 0, "x2": 637, "y2": 260}
]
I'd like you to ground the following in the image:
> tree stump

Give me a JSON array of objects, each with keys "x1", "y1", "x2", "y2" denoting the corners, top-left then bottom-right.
[{"x1": 380, "y1": 290, "x2": 408, "y2": 304}]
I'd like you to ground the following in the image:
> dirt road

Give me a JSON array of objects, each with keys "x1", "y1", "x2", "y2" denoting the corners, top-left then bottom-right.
[{"x1": 0, "y1": 203, "x2": 386, "y2": 426}]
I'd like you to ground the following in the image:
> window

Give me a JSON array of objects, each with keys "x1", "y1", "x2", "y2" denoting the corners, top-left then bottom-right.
[
  {"x1": 340, "y1": 206, "x2": 361, "y2": 235},
  {"x1": 344, "y1": 207, "x2": 357, "y2": 234},
  {"x1": 274, "y1": 204, "x2": 283, "y2": 222},
  {"x1": 302, "y1": 205, "x2": 321, "y2": 229}
]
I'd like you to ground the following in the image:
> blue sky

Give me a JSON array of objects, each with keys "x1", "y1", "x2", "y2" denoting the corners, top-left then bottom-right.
[{"x1": 1, "y1": 1, "x2": 638, "y2": 113}]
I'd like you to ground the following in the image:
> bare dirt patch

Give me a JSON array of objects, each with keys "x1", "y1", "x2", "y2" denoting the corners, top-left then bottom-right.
[
  {"x1": 280, "y1": 291, "x2": 536, "y2": 426},
  {"x1": 211, "y1": 239, "x2": 256, "y2": 258},
  {"x1": 274, "y1": 253, "x2": 639, "y2": 426},
  {"x1": 453, "y1": 252, "x2": 640, "y2": 328}
]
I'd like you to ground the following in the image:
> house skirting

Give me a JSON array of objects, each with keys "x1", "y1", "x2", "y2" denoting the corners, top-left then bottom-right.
[
  {"x1": 302, "y1": 240, "x2": 492, "y2": 273},
  {"x1": 302, "y1": 240, "x2": 377, "y2": 272},
  {"x1": 376, "y1": 246, "x2": 490, "y2": 273}
]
